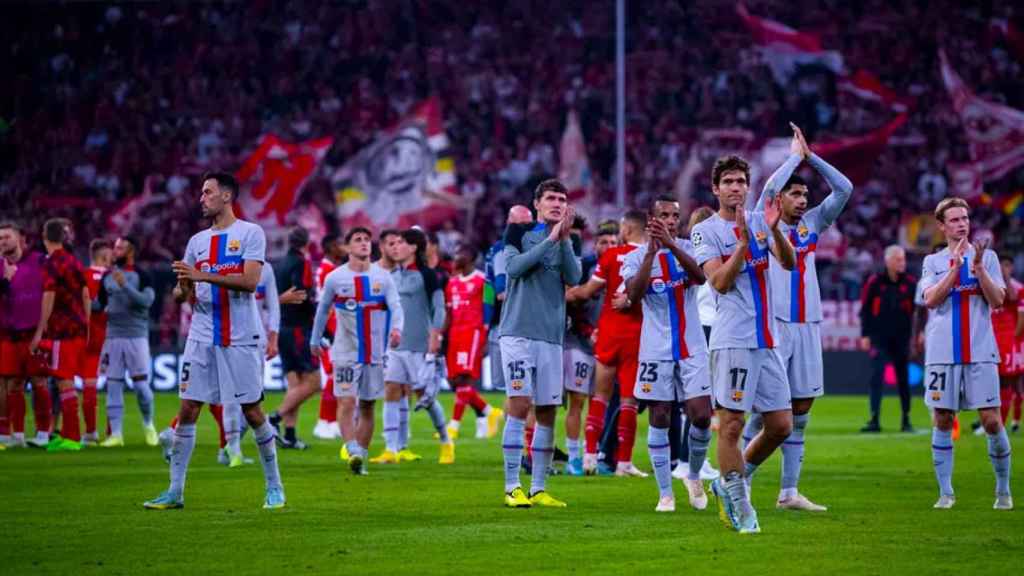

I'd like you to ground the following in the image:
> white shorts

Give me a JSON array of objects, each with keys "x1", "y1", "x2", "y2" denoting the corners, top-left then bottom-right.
[
  {"x1": 635, "y1": 355, "x2": 712, "y2": 403},
  {"x1": 179, "y1": 340, "x2": 264, "y2": 405},
  {"x1": 710, "y1": 348, "x2": 791, "y2": 413},
  {"x1": 384, "y1": 349, "x2": 426, "y2": 388},
  {"x1": 101, "y1": 337, "x2": 151, "y2": 380},
  {"x1": 776, "y1": 322, "x2": 824, "y2": 399},
  {"x1": 333, "y1": 362, "x2": 385, "y2": 401},
  {"x1": 563, "y1": 347, "x2": 595, "y2": 395},
  {"x1": 500, "y1": 336, "x2": 563, "y2": 406},
  {"x1": 923, "y1": 363, "x2": 1001, "y2": 412}
]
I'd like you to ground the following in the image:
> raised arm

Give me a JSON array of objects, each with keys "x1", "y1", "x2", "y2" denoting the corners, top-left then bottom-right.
[
  {"x1": 807, "y1": 153, "x2": 854, "y2": 227},
  {"x1": 756, "y1": 153, "x2": 802, "y2": 211}
]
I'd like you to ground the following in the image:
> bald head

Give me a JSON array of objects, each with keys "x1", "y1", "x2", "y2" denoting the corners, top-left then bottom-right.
[{"x1": 508, "y1": 205, "x2": 533, "y2": 225}]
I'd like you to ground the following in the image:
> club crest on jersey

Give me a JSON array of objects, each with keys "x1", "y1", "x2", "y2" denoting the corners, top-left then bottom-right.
[
  {"x1": 641, "y1": 383, "x2": 652, "y2": 394},
  {"x1": 798, "y1": 225, "x2": 810, "y2": 239},
  {"x1": 372, "y1": 282, "x2": 383, "y2": 294},
  {"x1": 511, "y1": 380, "x2": 523, "y2": 391},
  {"x1": 754, "y1": 231, "x2": 767, "y2": 244},
  {"x1": 227, "y1": 239, "x2": 242, "y2": 253},
  {"x1": 731, "y1": 390, "x2": 743, "y2": 402},
  {"x1": 931, "y1": 391, "x2": 941, "y2": 402}
]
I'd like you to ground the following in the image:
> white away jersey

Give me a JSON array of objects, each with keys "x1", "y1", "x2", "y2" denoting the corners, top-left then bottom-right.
[
  {"x1": 692, "y1": 211, "x2": 777, "y2": 350},
  {"x1": 315, "y1": 263, "x2": 403, "y2": 365},
  {"x1": 756, "y1": 153, "x2": 852, "y2": 324},
  {"x1": 622, "y1": 239, "x2": 708, "y2": 361},
  {"x1": 184, "y1": 219, "x2": 266, "y2": 347},
  {"x1": 920, "y1": 246, "x2": 1003, "y2": 365}
]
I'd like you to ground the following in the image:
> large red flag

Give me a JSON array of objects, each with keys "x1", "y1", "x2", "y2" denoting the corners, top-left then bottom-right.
[{"x1": 234, "y1": 134, "x2": 334, "y2": 226}]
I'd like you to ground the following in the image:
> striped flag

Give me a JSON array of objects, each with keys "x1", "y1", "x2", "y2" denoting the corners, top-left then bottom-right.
[
  {"x1": 940, "y1": 50, "x2": 1024, "y2": 183},
  {"x1": 736, "y1": 3, "x2": 844, "y2": 84},
  {"x1": 333, "y1": 97, "x2": 461, "y2": 230}
]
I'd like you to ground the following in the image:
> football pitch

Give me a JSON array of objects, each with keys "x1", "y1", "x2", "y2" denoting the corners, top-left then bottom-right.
[{"x1": 2, "y1": 393, "x2": 1020, "y2": 575}]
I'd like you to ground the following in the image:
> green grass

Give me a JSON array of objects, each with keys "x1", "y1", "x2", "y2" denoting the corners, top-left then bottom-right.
[{"x1": 2, "y1": 393, "x2": 1021, "y2": 575}]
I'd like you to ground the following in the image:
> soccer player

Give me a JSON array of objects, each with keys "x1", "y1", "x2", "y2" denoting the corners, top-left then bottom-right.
[
  {"x1": 29, "y1": 219, "x2": 91, "y2": 452},
  {"x1": 313, "y1": 233, "x2": 346, "y2": 440},
  {"x1": 144, "y1": 171, "x2": 284, "y2": 510},
  {"x1": 444, "y1": 244, "x2": 504, "y2": 440},
  {"x1": 268, "y1": 227, "x2": 317, "y2": 449},
  {"x1": 991, "y1": 256, "x2": 1023, "y2": 427},
  {"x1": 672, "y1": 206, "x2": 721, "y2": 483},
  {"x1": 485, "y1": 206, "x2": 534, "y2": 394},
  {"x1": 311, "y1": 227, "x2": 403, "y2": 475},
  {"x1": 97, "y1": 236, "x2": 158, "y2": 448},
  {"x1": 377, "y1": 228, "x2": 452, "y2": 464},
  {"x1": 219, "y1": 259, "x2": 282, "y2": 467},
  {"x1": 692, "y1": 155, "x2": 796, "y2": 533},
  {"x1": 920, "y1": 197, "x2": 1012, "y2": 510},
  {"x1": 500, "y1": 179, "x2": 582, "y2": 508},
  {"x1": 561, "y1": 219, "x2": 604, "y2": 476},
  {"x1": 81, "y1": 239, "x2": 112, "y2": 445},
  {"x1": 0, "y1": 221, "x2": 51, "y2": 448},
  {"x1": 569, "y1": 209, "x2": 647, "y2": 477},
  {"x1": 622, "y1": 196, "x2": 713, "y2": 512},
  {"x1": 741, "y1": 124, "x2": 853, "y2": 511}
]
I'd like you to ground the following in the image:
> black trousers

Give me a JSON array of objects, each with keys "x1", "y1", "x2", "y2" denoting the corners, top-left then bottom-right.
[{"x1": 868, "y1": 338, "x2": 911, "y2": 420}]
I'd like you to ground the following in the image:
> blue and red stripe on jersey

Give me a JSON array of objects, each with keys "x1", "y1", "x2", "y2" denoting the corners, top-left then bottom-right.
[
  {"x1": 649, "y1": 251, "x2": 697, "y2": 360},
  {"x1": 733, "y1": 228, "x2": 774, "y2": 349},
  {"x1": 788, "y1": 227, "x2": 818, "y2": 323},
  {"x1": 951, "y1": 257, "x2": 980, "y2": 363},
  {"x1": 206, "y1": 234, "x2": 244, "y2": 347},
  {"x1": 334, "y1": 275, "x2": 389, "y2": 364}
]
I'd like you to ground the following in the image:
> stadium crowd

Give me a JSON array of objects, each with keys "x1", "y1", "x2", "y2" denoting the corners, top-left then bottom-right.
[{"x1": 3, "y1": 0, "x2": 1024, "y2": 338}]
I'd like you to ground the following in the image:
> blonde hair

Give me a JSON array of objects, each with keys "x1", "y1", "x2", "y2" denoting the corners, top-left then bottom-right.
[{"x1": 935, "y1": 197, "x2": 969, "y2": 223}]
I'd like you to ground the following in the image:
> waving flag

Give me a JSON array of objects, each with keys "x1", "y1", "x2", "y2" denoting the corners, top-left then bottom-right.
[
  {"x1": 333, "y1": 98, "x2": 462, "y2": 230},
  {"x1": 736, "y1": 3, "x2": 844, "y2": 84},
  {"x1": 839, "y1": 70, "x2": 915, "y2": 112},
  {"x1": 940, "y1": 50, "x2": 1024, "y2": 183},
  {"x1": 234, "y1": 134, "x2": 334, "y2": 226}
]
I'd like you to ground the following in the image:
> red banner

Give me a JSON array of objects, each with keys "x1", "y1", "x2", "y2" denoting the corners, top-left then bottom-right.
[{"x1": 235, "y1": 134, "x2": 334, "y2": 226}]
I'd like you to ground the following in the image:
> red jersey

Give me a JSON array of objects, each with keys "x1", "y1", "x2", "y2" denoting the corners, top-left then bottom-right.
[
  {"x1": 445, "y1": 270, "x2": 486, "y2": 329},
  {"x1": 316, "y1": 258, "x2": 338, "y2": 335},
  {"x1": 86, "y1": 265, "x2": 108, "y2": 353},
  {"x1": 42, "y1": 248, "x2": 88, "y2": 340},
  {"x1": 592, "y1": 244, "x2": 643, "y2": 335},
  {"x1": 993, "y1": 278, "x2": 1022, "y2": 337}
]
